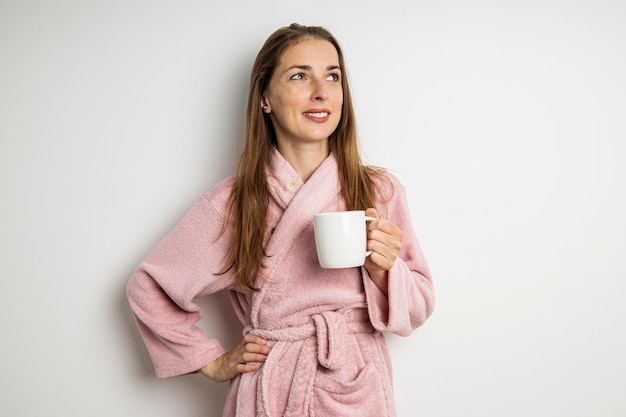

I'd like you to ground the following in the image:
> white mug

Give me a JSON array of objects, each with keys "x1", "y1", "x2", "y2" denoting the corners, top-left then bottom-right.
[{"x1": 313, "y1": 210, "x2": 375, "y2": 269}]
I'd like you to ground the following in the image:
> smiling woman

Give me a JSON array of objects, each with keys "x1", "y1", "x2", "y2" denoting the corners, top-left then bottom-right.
[
  {"x1": 261, "y1": 38, "x2": 344, "y2": 172},
  {"x1": 126, "y1": 23, "x2": 434, "y2": 417}
]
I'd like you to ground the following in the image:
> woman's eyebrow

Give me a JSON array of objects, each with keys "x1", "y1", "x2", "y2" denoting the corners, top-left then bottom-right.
[{"x1": 284, "y1": 65, "x2": 341, "y2": 72}]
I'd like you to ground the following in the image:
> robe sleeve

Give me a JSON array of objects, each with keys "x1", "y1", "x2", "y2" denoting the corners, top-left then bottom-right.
[
  {"x1": 362, "y1": 174, "x2": 435, "y2": 336},
  {"x1": 126, "y1": 180, "x2": 236, "y2": 378}
]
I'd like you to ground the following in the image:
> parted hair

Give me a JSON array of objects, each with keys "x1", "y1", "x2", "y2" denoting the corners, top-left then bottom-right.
[{"x1": 221, "y1": 23, "x2": 385, "y2": 291}]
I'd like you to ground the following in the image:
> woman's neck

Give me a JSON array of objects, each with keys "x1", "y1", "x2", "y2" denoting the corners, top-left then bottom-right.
[{"x1": 276, "y1": 140, "x2": 330, "y2": 182}]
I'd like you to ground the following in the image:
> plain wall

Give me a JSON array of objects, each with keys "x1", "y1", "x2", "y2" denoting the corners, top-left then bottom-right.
[{"x1": 1, "y1": 0, "x2": 625, "y2": 416}]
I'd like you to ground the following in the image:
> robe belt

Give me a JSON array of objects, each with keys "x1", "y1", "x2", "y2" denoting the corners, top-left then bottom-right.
[
  {"x1": 248, "y1": 309, "x2": 375, "y2": 416},
  {"x1": 248, "y1": 309, "x2": 374, "y2": 371}
]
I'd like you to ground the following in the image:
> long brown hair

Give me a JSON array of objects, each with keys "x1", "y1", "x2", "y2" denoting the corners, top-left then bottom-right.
[{"x1": 221, "y1": 23, "x2": 384, "y2": 291}]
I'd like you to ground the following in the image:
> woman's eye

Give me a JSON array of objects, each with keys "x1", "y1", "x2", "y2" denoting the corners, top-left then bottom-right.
[
  {"x1": 290, "y1": 73, "x2": 305, "y2": 80},
  {"x1": 327, "y1": 73, "x2": 340, "y2": 81}
]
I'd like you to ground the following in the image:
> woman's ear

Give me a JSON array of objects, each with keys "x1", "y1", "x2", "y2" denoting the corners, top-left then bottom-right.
[{"x1": 261, "y1": 96, "x2": 271, "y2": 113}]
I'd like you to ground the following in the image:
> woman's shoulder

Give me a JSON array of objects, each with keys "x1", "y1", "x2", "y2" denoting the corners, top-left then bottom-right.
[
  {"x1": 200, "y1": 176, "x2": 236, "y2": 208},
  {"x1": 367, "y1": 166, "x2": 406, "y2": 198}
]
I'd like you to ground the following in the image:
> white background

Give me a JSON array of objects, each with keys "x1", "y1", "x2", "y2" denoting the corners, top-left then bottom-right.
[{"x1": 1, "y1": 1, "x2": 625, "y2": 416}]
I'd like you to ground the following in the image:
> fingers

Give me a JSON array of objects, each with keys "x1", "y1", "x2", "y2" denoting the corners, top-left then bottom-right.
[
  {"x1": 200, "y1": 334, "x2": 271, "y2": 382},
  {"x1": 230, "y1": 335, "x2": 270, "y2": 378},
  {"x1": 365, "y1": 208, "x2": 403, "y2": 271},
  {"x1": 239, "y1": 334, "x2": 271, "y2": 364},
  {"x1": 243, "y1": 333, "x2": 268, "y2": 347}
]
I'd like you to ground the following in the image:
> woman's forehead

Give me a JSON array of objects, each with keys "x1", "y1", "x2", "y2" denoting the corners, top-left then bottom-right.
[{"x1": 277, "y1": 38, "x2": 339, "y2": 69}]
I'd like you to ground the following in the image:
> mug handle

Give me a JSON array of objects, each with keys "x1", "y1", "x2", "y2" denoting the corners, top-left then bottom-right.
[{"x1": 364, "y1": 216, "x2": 376, "y2": 257}]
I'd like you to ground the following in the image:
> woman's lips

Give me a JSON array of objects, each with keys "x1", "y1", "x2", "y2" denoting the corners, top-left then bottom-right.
[{"x1": 303, "y1": 110, "x2": 330, "y2": 123}]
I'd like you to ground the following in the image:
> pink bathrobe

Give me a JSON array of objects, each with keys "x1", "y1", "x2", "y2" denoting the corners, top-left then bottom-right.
[{"x1": 127, "y1": 151, "x2": 434, "y2": 416}]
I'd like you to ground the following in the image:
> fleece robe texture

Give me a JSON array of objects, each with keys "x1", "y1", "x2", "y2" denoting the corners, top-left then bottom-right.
[{"x1": 127, "y1": 151, "x2": 435, "y2": 417}]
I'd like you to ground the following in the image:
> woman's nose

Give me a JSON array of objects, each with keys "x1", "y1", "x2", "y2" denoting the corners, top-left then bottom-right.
[{"x1": 311, "y1": 79, "x2": 329, "y2": 101}]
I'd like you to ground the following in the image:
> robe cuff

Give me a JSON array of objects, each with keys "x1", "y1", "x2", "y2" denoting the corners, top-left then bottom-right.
[
  {"x1": 154, "y1": 344, "x2": 228, "y2": 379},
  {"x1": 361, "y1": 266, "x2": 391, "y2": 330}
]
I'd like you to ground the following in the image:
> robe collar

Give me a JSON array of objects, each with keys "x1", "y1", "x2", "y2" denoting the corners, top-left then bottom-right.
[
  {"x1": 265, "y1": 148, "x2": 341, "y2": 212},
  {"x1": 250, "y1": 149, "x2": 342, "y2": 324},
  {"x1": 265, "y1": 149, "x2": 305, "y2": 210}
]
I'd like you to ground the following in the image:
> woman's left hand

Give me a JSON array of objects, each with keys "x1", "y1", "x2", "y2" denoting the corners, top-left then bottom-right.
[{"x1": 364, "y1": 208, "x2": 403, "y2": 296}]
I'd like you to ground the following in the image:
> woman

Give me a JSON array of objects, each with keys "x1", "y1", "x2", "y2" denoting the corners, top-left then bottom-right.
[{"x1": 127, "y1": 23, "x2": 434, "y2": 416}]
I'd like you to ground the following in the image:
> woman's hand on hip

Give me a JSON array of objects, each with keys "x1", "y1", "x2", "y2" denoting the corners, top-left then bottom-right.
[{"x1": 199, "y1": 334, "x2": 270, "y2": 383}]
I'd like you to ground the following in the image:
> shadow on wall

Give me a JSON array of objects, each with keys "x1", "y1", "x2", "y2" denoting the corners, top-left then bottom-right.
[{"x1": 116, "y1": 44, "x2": 252, "y2": 417}]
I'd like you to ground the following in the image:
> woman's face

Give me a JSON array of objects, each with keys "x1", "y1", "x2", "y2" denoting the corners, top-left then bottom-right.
[{"x1": 262, "y1": 38, "x2": 343, "y2": 149}]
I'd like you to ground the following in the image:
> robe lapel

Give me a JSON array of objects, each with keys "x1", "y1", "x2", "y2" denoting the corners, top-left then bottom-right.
[
  {"x1": 264, "y1": 153, "x2": 341, "y2": 271},
  {"x1": 249, "y1": 151, "x2": 342, "y2": 326}
]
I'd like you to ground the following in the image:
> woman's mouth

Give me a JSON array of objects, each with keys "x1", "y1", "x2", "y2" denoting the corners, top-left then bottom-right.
[{"x1": 303, "y1": 110, "x2": 330, "y2": 123}]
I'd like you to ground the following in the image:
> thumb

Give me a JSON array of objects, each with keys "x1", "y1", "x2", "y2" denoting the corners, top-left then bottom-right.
[{"x1": 365, "y1": 208, "x2": 379, "y2": 219}]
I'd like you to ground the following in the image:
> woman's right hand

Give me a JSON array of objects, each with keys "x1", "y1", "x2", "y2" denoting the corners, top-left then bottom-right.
[{"x1": 199, "y1": 334, "x2": 271, "y2": 383}]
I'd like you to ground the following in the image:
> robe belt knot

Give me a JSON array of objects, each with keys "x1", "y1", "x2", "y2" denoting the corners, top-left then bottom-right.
[{"x1": 248, "y1": 309, "x2": 374, "y2": 371}]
